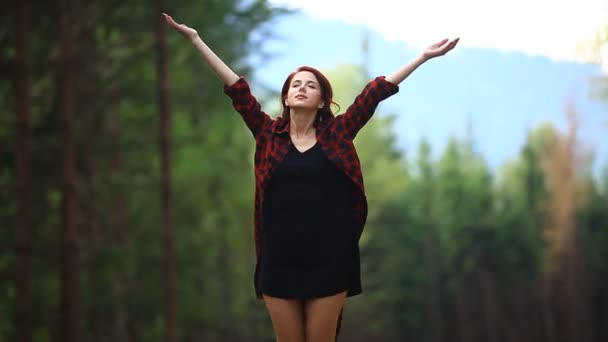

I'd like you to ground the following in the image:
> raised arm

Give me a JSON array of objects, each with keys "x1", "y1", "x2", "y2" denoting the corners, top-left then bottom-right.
[
  {"x1": 163, "y1": 13, "x2": 240, "y2": 86},
  {"x1": 385, "y1": 38, "x2": 459, "y2": 85},
  {"x1": 337, "y1": 38, "x2": 459, "y2": 139}
]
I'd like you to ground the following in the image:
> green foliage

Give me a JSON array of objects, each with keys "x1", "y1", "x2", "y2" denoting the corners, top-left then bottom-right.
[
  {"x1": 580, "y1": 177, "x2": 608, "y2": 292},
  {"x1": 2, "y1": 0, "x2": 282, "y2": 341}
]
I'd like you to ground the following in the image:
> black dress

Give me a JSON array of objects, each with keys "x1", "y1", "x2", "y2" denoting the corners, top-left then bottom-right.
[{"x1": 260, "y1": 142, "x2": 361, "y2": 299}]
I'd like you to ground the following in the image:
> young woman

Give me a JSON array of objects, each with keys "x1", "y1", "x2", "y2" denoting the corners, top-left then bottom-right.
[{"x1": 163, "y1": 13, "x2": 458, "y2": 342}]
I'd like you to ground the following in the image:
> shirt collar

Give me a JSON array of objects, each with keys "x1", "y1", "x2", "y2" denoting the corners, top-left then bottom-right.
[{"x1": 272, "y1": 118, "x2": 289, "y2": 135}]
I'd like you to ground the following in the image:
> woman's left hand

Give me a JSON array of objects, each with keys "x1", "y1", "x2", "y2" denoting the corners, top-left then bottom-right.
[{"x1": 422, "y1": 38, "x2": 460, "y2": 60}]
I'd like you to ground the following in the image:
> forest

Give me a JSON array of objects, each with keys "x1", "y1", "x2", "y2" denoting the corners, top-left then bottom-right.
[{"x1": 2, "y1": 0, "x2": 607, "y2": 341}]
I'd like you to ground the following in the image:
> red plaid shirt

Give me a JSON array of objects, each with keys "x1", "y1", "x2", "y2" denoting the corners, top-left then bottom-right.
[{"x1": 224, "y1": 76, "x2": 399, "y2": 297}]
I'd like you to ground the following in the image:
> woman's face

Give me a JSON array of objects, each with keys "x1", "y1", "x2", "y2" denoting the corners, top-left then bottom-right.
[{"x1": 284, "y1": 71, "x2": 324, "y2": 110}]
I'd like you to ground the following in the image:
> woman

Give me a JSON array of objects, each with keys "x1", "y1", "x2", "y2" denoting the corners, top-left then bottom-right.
[{"x1": 163, "y1": 13, "x2": 458, "y2": 342}]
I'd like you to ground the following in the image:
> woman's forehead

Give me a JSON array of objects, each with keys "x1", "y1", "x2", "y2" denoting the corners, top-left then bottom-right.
[{"x1": 292, "y1": 71, "x2": 319, "y2": 83}]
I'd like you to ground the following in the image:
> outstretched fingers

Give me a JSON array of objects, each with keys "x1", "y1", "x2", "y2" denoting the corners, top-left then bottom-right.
[
  {"x1": 443, "y1": 38, "x2": 459, "y2": 54},
  {"x1": 426, "y1": 37, "x2": 459, "y2": 58},
  {"x1": 162, "y1": 13, "x2": 178, "y2": 27},
  {"x1": 432, "y1": 38, "x2": 449, "y2": 49},
  {"x1": 161, "y1": 13, "x2": 198, "y2": 39},
  {"x1": 447, "y1": 37, "x2": 460, "y2": 49}
]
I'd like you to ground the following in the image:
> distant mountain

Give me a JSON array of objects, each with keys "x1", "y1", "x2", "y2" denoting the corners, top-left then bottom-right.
[{"x1": 250, "y1": 12, "x2": 607, "y2": 172}]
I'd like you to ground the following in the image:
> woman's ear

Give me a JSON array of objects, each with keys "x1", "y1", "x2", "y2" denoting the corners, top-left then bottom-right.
[{"x1": 318, "y1": 102, "x2": 324, "y2": 108}]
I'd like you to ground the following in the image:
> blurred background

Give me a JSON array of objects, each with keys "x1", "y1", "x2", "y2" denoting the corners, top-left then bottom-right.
[{"x1": 2, "y1": 0, "x2": 607, "y2": 341}]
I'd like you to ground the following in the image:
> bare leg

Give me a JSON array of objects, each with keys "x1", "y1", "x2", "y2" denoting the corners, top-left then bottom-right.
[
  {"x1": 304, "y1": 291, "x2": 347, "y2": 342},
  {"x1": 263, "y1": 294, "x2": 306, "y2": 342}
]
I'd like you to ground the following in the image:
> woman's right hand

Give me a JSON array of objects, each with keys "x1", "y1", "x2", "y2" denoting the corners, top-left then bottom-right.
[
  {"x1": 162, "y1": 13, "x2": 199, "y2": 40},
  {"x1": 162, "y1": 12, "x2": 239, "y2": 86}
]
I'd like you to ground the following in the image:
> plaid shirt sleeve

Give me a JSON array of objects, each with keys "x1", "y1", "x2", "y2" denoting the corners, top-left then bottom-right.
[
  {"x1": 337, "y1": 76, "x2": 399, "y2": 139},
  {"x1": 224, "y1": 77, "x2": 273, "y2": 138}
]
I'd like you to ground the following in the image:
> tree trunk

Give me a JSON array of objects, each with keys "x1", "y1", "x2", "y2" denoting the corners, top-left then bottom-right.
[
  {"x1": 563, "y1": 242, "x2": 594, "y2": 342},
  {"x1": 108, "y1": 122, "x2": 131, "y2": 342},
  {"x1": 59, "y1": 0, "x2": 80, "y2": 340},
  {"x1": 13, "y1": 0, "x2": 33, "y2": 340},
  {"x1": 542, "y1": 276, "x2": 556, "y2": 342},
  {"x1": 155, "y1": 2, "x2": 176, "y2": 341},
  {"x1": 84, "y1": 155, "x2": 102, "y2": 341},
  {"x1": 478, "y1": 263, "x2": 500, "y2": 342},
  {"x1": 455, "y1": 283, "x2": 474, "y2": 342},
  {"x1": 216, "y1": 209, "x2": 234, "y2": 340},
  {"x1": 423, "y1": 222, "x2": 443, "y2": 342}
]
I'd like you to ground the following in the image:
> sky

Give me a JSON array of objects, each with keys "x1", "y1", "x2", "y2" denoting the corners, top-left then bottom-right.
[
  {"x1": 269, "y1": 0, "x2": 608, "y2": 67},
  {"x1": 249, "y1": 5, "x2": 607, "y2": 172}
]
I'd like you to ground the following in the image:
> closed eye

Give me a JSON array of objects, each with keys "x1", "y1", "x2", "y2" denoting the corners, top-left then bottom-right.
[{"x1": 291, "y1": 80, "x2": 319, "y2": 88}]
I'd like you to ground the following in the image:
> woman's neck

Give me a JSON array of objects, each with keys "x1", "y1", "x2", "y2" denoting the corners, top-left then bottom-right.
[{"x1": 289, "y1": 109, "x2": 317, "y2": 138}]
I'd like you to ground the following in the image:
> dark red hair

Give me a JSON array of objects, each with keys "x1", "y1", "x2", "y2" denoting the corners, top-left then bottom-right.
[{"x1": 279, "y1": 66, "x2": 338, "y2": 123}]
